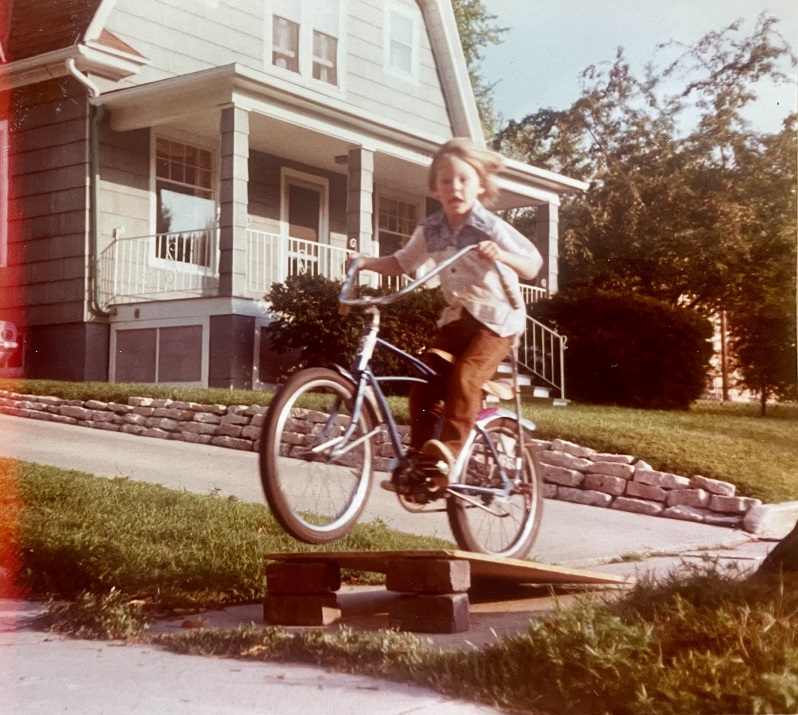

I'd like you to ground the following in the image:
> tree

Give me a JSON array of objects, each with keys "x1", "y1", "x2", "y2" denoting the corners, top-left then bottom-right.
[
  {"x1": 451, "y1": 0, "x2": 506, "y2": 136},
  {"x1": 492, "y1": 15, "x2": 797, "y2": 407}
]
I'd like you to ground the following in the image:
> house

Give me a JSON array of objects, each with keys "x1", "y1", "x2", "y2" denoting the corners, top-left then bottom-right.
[{"x1": 0, "y1": 0, "x2": 586, "y2": 391}]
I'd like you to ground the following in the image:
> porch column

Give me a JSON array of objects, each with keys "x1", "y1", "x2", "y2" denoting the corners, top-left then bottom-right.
[
  {"x1": 219, "y1": 106, "x2": 249, "y2": 297},
  {"x1": 536, "y1": 202, "x2": 559, "y2": 295},
  {"x1": 346, "y1": 147, "x2": 374, "y2": 255}
]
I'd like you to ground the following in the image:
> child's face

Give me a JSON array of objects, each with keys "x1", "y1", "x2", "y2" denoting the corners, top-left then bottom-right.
[{"x1": 432, "y1": 155, "x2": 485, "y2": 228}]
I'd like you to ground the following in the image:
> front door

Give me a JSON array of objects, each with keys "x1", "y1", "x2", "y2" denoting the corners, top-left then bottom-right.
[{"x1": 281, "y1": 170, "x2": 328, "y2": 278}]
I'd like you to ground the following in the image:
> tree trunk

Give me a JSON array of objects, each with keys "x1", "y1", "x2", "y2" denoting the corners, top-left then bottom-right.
[{"x1": 758, "y1": 520, "x2": 798, "y2": 573}]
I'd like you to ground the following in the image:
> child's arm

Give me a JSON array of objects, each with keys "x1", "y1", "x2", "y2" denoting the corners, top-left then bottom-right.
[
  {"x1": 476, "y1": 240, "x2": 542, "y2": 280},
  {"x1": 350, "y1": 254, "x2": 405, "y2": 276}
]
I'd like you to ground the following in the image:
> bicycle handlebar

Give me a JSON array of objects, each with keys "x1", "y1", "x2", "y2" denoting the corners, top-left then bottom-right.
[{"x1": 338, "y1": 243, "x2": 521, "y2": 314}]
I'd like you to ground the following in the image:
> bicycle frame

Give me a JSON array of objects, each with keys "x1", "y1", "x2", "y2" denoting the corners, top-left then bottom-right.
[{"x1": 329, "y1": 245, "x2": 533, "y2": 503}]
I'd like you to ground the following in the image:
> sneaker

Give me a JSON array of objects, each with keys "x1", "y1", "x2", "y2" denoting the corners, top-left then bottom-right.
[
  {"x1": 380, "y1": 478, "x2": 397, "y2": 493},
  {"x1": 420, "y1": 439, "x2": 455, "y2": 488}
]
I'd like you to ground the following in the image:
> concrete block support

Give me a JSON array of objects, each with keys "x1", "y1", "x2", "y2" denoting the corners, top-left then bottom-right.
[
  {"x1": 266, "y1": 561, "x2": 341, "y2": 594},
  {"x1": 263, "y1": 560, "x2": 343, "y2": 626},
  {"x1": 389, "y1": 593, "x2": 470, "y2": 634},
  {"x1": 386, "y1": 558, "x2": 470, "y2": 594},
  {"x1": 263, "y1": 594, "x2": 341, "y2": 626}
]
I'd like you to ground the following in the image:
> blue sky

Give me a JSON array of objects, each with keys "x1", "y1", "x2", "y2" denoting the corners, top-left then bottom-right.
[{"x1": 480, "y1": 0, "x2": 798, "y2": 135}]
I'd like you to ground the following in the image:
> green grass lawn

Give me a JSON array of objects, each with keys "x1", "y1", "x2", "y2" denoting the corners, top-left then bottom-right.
[
  {"x1": 3, "y1": 456, "x2": 798, "y2": 715},
  {"x1": 522, "y1": 400, "x2": 798, "y2": 504}
]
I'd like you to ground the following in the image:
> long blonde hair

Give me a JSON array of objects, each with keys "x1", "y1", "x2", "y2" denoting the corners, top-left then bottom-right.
[{"x1": 428, "y1": 137, "x2": 504, "y2": 207}]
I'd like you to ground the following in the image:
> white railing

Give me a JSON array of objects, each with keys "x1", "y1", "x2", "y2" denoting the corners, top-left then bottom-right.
[
  {"x1": 520, "y1": 284, "x2": 547, "y2": 305},
  {"x1": 247, "y1": 229, "x2": 350, "y2": 295},
  {"x1": 99, "y1": 230, "x2": 219, "y2": 305},
  {"x1": 518, "y1": 315, "x2": 567, "y2": 400}
]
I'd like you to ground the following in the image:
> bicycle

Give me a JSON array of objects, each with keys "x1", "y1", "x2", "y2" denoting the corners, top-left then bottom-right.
[{"x1": 258, "y1": 244, "x2": 544, "y2": 559}]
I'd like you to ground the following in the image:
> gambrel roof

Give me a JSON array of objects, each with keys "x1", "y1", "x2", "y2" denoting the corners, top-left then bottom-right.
[
  {"x1": 3, "y1": 0, "x2": 103, "y2": 61},
  {"x1": 0, "y1": 0, "x2": 587, "y2": 203},
  {"x1": 0, "y1": 0, "x2": 146, "y2": 83}
]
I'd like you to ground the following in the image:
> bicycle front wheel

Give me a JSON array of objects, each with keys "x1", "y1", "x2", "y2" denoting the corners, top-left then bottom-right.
[
  {"x1": 447, "y1": 416, "x2": 543, "y2": 559},
  {"x1": 259, "y1": 367, "x2": 375, "y2": 544}
]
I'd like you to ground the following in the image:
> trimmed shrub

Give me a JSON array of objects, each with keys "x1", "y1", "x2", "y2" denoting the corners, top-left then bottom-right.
[
  {"x1": 263, "y1": 274, "x2": 445, "y2": 383},
  {"x1": 532, "y1": 290, "x2": 713, "y2": 409}
]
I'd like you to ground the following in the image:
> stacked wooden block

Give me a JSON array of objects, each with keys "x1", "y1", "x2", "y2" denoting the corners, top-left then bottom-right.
[
  {"x1": 386, "y1": 557, "x2": 471, "y2": 633},
  {"x1": 263, "y1": 560, "x2": 342, "y2": 626},
  {"x1": 262, "y1": 556, "x2": 471, "y2": 633}
]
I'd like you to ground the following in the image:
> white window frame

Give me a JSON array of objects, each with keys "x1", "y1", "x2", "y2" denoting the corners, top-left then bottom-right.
[
  {"x1": 376, "y1": 190, "x2": 423, "y2": 250},
  {"x1": 149, "y1": 131, "x2": 218, "y2": 277},
  {"x1": 109, "y1": 316, "x2": 209, "y2": 387},
  {"x1": 0, "y1": 120, "x2": 8, "y2": 269},
  {"x1": 265, "y1": 0, "x2": 346, "y2": 93},
  {"x1": 384, "y1": 3, "x2": 420, "y2": 83}
]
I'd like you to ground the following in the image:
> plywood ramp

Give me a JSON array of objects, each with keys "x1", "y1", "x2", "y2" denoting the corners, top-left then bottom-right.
[{"x1": 263, "y1": 549, "x2": 632, "y2": 587}]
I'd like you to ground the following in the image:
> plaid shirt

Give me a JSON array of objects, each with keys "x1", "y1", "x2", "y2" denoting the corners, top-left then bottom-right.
[{"x1": 394, "y1": 201, "x2": 540, "y2": 337}]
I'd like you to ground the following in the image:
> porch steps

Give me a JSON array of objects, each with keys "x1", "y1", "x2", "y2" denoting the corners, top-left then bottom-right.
[{"x1": 490, "y1": 362, "x2": 568, "y2": 406}]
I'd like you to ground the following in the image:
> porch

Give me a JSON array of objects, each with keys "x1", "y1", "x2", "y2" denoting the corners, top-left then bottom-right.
[
  {"x1": 98, "y1": 227, "x2": 564, "y2": 398},
  {"x1": 99, "y1": 227, "x2": 548, "y2": 305}
]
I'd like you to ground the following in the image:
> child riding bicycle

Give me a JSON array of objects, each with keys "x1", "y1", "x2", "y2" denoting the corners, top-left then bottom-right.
[{"x1": 351, "y1": 138, "x2": 543, "y2": 489}]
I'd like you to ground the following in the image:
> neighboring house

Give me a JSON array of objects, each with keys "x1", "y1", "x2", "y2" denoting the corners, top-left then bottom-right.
[{"x1": 0, "y1": 0, "x2": 586, "y2": 390}]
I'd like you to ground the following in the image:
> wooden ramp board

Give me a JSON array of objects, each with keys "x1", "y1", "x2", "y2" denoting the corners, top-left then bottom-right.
[{"x1": 263, "y1": 550, "x2": 633, "y2": 587}]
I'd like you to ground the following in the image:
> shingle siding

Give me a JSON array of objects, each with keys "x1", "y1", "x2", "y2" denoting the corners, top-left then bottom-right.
[{"x1": 3, "y1": 78, "x2": 89, "y2": 325}]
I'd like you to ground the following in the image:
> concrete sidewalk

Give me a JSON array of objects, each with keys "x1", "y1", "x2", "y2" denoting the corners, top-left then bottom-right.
[{"x1": 0, "y1": 413, "x2": 785, "y2": 714}]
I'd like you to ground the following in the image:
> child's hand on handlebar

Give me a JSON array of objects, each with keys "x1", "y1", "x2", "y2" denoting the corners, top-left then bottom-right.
[
  {"x1": 345, "y1": 253, "x2": 363, "y2": 272},
  {"x1": 477, "y1": 240, "x2": 505, "y2": 264}
]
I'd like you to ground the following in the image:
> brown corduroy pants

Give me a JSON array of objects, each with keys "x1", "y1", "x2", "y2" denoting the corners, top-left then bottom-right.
[{"x1": 408, "y1": 311, "x2": 515, "y2": 457}]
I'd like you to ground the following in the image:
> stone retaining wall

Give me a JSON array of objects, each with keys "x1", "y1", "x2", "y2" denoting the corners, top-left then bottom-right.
[
  {"x1": 0, "y1": 389, "x2": 761, "y2": 530},
  {"x1": 527, "y1": 437, "x2": 759, "y2": 529}
]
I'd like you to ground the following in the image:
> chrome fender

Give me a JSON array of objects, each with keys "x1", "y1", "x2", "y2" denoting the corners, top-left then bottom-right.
[{"x1": 450, "y1": 407, "x2": 535, "y2": 484}]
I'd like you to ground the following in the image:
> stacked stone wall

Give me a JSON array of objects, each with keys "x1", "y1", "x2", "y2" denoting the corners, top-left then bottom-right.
[{"x1": 0, "y1": 389, "x2": 760, "y2": 528}]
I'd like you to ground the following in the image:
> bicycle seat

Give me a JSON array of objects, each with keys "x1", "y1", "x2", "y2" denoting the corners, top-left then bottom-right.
[{"x1": 425, "y1": 348, "x2": 517, "y2": 400}]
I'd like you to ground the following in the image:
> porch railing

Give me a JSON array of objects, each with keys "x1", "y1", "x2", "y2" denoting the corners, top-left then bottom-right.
[
  {"x1": 518, "y1": 315, "x2": 567, "y2": 400},
  {"x1": 247, "y1": 229, "x2": 349, "y2": 296},
  {"x1": 99, "y1": 227, "x2": 565, "y2": 399},
  {"x1": 99, "y1": 229, "x2": 218, "y2": 305}
]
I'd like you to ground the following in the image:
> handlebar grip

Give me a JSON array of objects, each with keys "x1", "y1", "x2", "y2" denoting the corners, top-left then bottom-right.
[
  {"x1": 338, "y1": 255, "x2": 360, "y2": 316},
  {"x1": 494, "y1": 261, "x2": 521, "y2": 310}
]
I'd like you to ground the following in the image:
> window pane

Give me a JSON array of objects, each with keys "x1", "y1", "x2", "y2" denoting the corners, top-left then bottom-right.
[
  {"x1": 312, "y1": 31, "x2": 337, "y2": 85},
  {"x1": 391, "y1": 12, "x2": 413, "y2": 44},
  {"x1": 158, "y1": 325, "x2": 202, "y2": 383},
  {"x1": 390, "y1": 42, "x2": 412, "y2": 74},
  {"x1": 273, "y1": 15, "x2": 299, "y2": 72},
  {"x1": 389, "y1": 11, "x2": 414, "y2": 74},
  {"x1": 157, "y1": 182, "x2": 216, "y2": 234}
]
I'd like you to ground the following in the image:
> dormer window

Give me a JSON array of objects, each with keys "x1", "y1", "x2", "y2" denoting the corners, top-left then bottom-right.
[
  {"x1": 273, "y1": 16, "x2": 299, "y2": 72},
  {"x1": 385, "y1": 4, "x2": 419, "y2": 81},
  {"x1": 388, "y1": 12, "x2": 413, "y2": 74},
  {"x1": 268, "y1": 0, "x2": 342, "y2": 88},
  {"x1": 312, "y1": 31, "x2": 337, "y2": 85}
]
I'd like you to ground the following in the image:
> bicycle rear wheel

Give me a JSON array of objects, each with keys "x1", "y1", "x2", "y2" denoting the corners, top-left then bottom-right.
[
  {"x1": 259, "y1": 367, "x2": 375, "y2": 544},
  {"x1": 446, "y1": 416, "x2": 543, "y2": 559}
]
